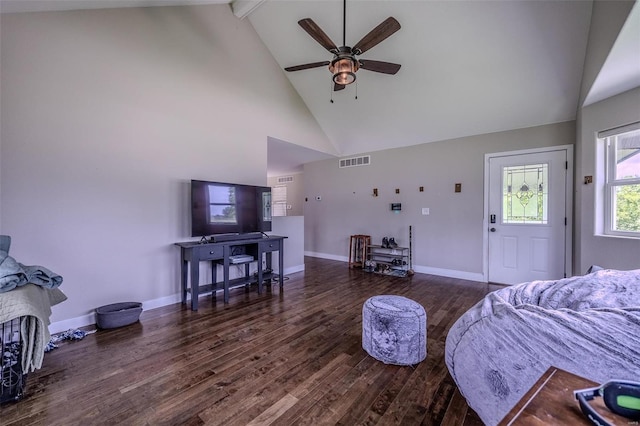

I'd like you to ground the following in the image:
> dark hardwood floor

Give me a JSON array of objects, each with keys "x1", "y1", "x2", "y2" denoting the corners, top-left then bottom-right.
[{"x1": 3, "y1": 257, "x2": 501, "y2": 425}]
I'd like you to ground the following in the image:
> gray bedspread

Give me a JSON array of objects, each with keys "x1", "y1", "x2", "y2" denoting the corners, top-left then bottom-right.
[{"x1": 445, "y1": 269, "x2": 640, "y2": 425}]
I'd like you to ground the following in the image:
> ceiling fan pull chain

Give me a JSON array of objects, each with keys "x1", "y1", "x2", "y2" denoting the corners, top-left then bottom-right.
[
  {"x1": 355, "y1": 80, "x2": 358, "y2": 100},
  {"x1": 330, "y1": 80, "x2": 334, "y2": 103}
]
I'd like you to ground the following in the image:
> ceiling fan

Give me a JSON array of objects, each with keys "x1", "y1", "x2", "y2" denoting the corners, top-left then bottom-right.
[{"x1": 284, "y1": 0, "x2": 401, "y2": 92}]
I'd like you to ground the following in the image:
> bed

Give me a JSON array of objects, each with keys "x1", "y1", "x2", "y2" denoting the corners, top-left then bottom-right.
[{"x1": 445, "y1": 268, "x2": 640, "y2": 425}]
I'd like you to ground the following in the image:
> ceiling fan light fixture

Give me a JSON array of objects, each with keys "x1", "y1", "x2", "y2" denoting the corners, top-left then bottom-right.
[
  {"x1": 284, "y1": 4, "x2": 401, "y2": 91},
  {"x1": 330, "y1": 57, "x2": 358, "y2": 85}
]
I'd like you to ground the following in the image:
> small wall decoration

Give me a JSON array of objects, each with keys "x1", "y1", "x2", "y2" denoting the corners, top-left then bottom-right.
[
  {"x1": 391, "y1": 203, "x2": 402, "y2": 211},
  {"x1": 373, "y1": 188, "x2": 378, "y2": 197}
]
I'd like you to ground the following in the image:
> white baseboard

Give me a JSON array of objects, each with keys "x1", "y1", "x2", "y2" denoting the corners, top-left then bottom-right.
[
  {"x1": 303, "y1": 252, "x2": 485, "y2": 283},
  {"x1": 142, "y1": 294, "x2": 182, "y2": 311},
  {"x1": 412, "y1": 265, "x2": 485, "y2": 282},
  {"x1": 49, "y1": 313, "x2": 96, "y2": 334},
  {"x1": 50, "y1": 261, "x2": 483, "y2": 334},
  {"x1": 49, "y1": 266, "x2": 306, "y2": 334},
  {"x1": 49, "y1": 293, "x2": 182, "y2": 334},
  {"x1": 282, "y1": 264, "x2": 305, "y2": 274},
  {"x1": 304, "y1": 251, "x2": 348, "y2": 262}
]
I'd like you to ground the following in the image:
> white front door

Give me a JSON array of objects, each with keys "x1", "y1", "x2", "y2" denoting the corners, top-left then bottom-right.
[{"x1": 487, "y1": 149, "x2": 569, "y2": 285}]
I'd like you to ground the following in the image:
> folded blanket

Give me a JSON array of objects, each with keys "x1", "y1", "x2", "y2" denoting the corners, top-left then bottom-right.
[
  {"x1": 0, "y1": 284, "x2": 67, "y2": 372},
  {"x1": 20, "y1": 264, "x2": 63, "y2": 289},
  {"x1": 0, "y1": 235, "x2": 10, "y2": 253},
  {"x1": 0, "y1": 250, "x2": 28, "y2": 293},
  {"x1": 0, "y1": 252, "x2": 63, "y2": 293}
]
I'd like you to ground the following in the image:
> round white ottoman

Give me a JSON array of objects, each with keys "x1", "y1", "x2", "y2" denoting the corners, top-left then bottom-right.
[{"x1": 362, "y1": 295, "x2": 427, "y2": 365}]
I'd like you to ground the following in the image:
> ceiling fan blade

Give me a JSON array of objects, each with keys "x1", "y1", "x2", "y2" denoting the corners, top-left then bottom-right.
[
  {"x1": 359, "y1": 60, "x2": 401, "y2": 75},
  {"x1": 285, "y1": 61, "x2": 330, "y2": 72},
  {"x1": 334, "y1": 83, "x2": 346, "y2": 91},
  {"x1": 298, "y1": 18, "x2": 338, "y2": 53},
  {"x1": 352, "y1": 17, "x2": 401, "y2": 55}
]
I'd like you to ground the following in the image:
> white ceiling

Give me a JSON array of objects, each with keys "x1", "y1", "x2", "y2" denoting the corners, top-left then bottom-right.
[
  {"x1": 583, "y1": 1, "x2": 640, "y2": 106},
  {"x1": 250, "y1": 0, "x2": 594, "y2": 158},
  {"x1": 2, "y1": 0, "x2": 639, "y2": 176}
]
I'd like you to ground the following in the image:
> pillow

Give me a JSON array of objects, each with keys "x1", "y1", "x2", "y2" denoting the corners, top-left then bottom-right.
[{"x1": 587, "y1": 264, "x2": 604, "y2": 273}]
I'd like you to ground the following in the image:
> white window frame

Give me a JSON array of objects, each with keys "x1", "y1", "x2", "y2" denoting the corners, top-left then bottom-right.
[
  {"x1": 600, "y1": 122, "x2": 640, "y2": 238},
  {"x1": 272, "y1": 185, "x2": 287, "y2": 217}
]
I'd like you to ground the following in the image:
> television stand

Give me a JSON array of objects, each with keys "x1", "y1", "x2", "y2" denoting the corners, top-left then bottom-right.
[{"x1": 175, "y1": 235, "x2": 286, "y2": 311}]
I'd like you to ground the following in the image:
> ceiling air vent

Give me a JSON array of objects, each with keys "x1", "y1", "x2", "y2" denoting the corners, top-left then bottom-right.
[
  {"x1": 339, "y1": 155, "x2": 370, "y2": 169},
  {"x1": 277, "y1": 176, "x2": 294, "y2": 184}
]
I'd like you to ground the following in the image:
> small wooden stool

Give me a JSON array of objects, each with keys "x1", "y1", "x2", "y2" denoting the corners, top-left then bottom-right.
[{"x1": 348, "y1": 235, "x2": 371, "y2": 269}]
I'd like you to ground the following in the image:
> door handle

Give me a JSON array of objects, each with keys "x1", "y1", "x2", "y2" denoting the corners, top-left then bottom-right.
[{"x1": 490, "y1": 228, "x2": 496, "y2": 232}]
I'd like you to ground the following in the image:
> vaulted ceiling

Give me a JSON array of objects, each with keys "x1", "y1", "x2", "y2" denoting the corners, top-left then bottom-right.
[
  {"x1": 251, "y1": 0, "x2": 594, "y2": 158},
  {"x1": 257, "y1": 1, "x2": 638, "y2": 176},
  {"x1": 2, "y1": 0, "x2": 639, "y2": 176}
]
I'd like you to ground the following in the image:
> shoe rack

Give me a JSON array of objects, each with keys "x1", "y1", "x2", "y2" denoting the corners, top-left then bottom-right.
[{"x1": 365, "y1": 240, "x2": 409, "y2": 277}]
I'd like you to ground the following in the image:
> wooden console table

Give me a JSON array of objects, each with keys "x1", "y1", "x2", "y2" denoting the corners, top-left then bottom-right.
[
  {"x1": 499, "y1": 366, "x2": 630, "y2": 425},
  {"x1": 175, "y1": 235, "x2": 286, "y2": 311}
]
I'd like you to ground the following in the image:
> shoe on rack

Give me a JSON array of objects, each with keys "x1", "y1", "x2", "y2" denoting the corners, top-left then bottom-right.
[
  {"x1": 382, "y1": 237, "x2": 389, "y2": 248},
  {"x1": 388, "y1": 237, "x2": 398, "y2": 248}
]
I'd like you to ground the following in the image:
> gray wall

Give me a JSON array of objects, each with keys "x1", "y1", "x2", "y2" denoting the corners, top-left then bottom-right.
[
  {"x1": 576, "y1": 87, "x2": 640, "y2": 273},
  {"x1": 0, "y1": 5, "x2": 333, "y2": 325},
  {"x1": 303, "y1": 121, "x2": 575, "y2": 280},
  {"x1": 573, "y1": 0, "x2": 640, "y2": 273}
]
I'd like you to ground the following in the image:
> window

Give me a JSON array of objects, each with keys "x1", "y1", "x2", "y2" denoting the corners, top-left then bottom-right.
[
  {"x1": 207, "y1": 185, "x2": 237, "y2": 224},
  {"x1": 502, "y1": 163, "x2": 549, "y2": 224},
  {"x1": 272, "y1": 185, "x2": 287, "y2": 217},
  {"x1": 601, "y1": 123, "x2": 640, "y2": 237}
]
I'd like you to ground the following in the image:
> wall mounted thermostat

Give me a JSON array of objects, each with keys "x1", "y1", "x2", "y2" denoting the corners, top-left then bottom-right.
[{"x1": 391, "y1": 203, "x2": 402, "y2": 211}]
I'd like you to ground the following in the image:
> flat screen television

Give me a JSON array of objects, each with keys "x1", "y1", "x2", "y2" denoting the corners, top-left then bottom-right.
[{"x1": 191, "y1": 180, "x2": 272, "y2": 238}]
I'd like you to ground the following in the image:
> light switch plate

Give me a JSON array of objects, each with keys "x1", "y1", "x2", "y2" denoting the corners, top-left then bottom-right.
[{"x1": 422, "y1": 208, "x2": 430, "y2": 215}]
